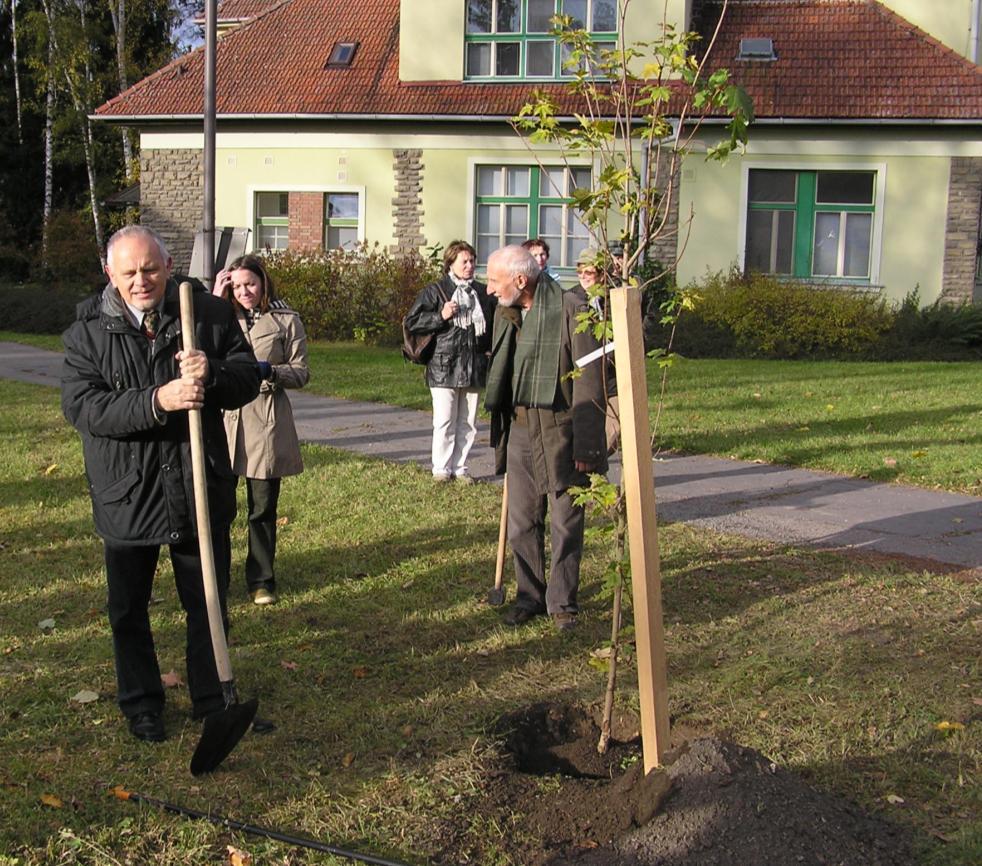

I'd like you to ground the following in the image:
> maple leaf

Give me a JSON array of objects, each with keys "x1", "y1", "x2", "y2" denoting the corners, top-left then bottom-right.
[{"x1": 160, "y1": 670, "x2": 184, "y2": 688}]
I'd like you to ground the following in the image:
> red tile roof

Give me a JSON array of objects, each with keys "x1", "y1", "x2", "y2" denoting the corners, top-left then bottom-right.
[
  {"x1": 214, "y1": 0, "x2": 283, "y2": 19},
  {"x1": 95, "y1": 0, "x2": 982, "y2": 122},
  {"x1": 696, "y1": 0, "x2": 982, "y2": 120}
]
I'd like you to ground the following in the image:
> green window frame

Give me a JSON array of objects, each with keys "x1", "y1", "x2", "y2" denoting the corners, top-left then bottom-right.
[
  {"x1": 745, "y1": 169, "x2": 876, "y2": 281},
  {"x1": 324, "y1": 192, "x2": 360, "y2": 250},
  {"x1": 465, "y1": 0, "x2": 617, "y2": 81},
  {"x1": 474, "y1": 164, "x2": 591, "y2": 268},
  {"x1": 254, "y1": 192, "x2": 289, "y2": 251}
]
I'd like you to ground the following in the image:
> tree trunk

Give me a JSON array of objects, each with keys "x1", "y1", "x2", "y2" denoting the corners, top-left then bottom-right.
[
  {"x1": 598, "y1": 497, "x2": 627, "y2": 755},
  {"x1": 109, "y1": 0, "x2": 133, "y2": 178},
  {"x1": 11, "y1": 0, "x2": 23, "y2": 145},
  {"x1": 42, "y1": 20, "x2": 55, "y2": 266}
]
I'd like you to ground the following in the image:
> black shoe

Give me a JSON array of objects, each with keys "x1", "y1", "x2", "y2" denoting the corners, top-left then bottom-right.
[
  {"x1": 252, "y1": 716, "x2": 276, "y2": 734},
  {"x1": 128, "y1": 711, "x2": 165, "y2": 743},
  {"x1": 503, "y1": 605, "x2": 544, "y2": 626}
]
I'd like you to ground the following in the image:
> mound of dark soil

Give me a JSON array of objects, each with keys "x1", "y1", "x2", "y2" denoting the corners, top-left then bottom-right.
[{"x1": 446, "y1": 702, "x2": 921, "y2": 866}]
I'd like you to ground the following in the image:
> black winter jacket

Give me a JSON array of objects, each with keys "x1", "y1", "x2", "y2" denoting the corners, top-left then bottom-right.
[
  {"x1": 404, "y1": 275, "x2": 496, "y2": 388},
  {"x1": 62, "y1": 280, "x2": 259, "y2": 546}
]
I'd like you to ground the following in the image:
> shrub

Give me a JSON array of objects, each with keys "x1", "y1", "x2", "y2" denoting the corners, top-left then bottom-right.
[
  {"x1": 36, "y1": 210, "x2": 105, "y2": 289},
  {"x1": 262, "y1": 244, "x2": 441, "y2": 344},
  {"x1": 874, "y1": 290, "x2": 982, "y2": 360},
  {"x1": 690, "y1": 268, "x2": 894, "y2": 358},
  {"x1": 0, "y1": 282, "x2": 92, "y2": 333}
]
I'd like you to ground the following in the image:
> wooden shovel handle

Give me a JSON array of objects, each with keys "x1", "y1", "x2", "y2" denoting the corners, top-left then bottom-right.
[
  {"x1": 179, "y1": 282, "x2": 234, "y2": 684},
  {"x1": 494, "y1": 475, "x2": 508, "y2": 591}
]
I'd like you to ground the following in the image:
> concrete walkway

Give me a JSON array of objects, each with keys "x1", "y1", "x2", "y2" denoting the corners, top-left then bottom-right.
[{"x1": 2, "y1": 340, "x2": 979, "y2": 570}]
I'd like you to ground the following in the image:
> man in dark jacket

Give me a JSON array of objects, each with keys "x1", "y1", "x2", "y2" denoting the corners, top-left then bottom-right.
[
  {"x1": 484, "y1": 245, "x2": 608, "y2": 631},
  {"x1": 62, "y1": 225, "x2": 260, "y2": 742}
]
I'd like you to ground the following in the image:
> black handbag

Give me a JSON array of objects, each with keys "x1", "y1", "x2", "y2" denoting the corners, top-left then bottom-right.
[{"x1": 401, "y1": 283, "x2": 449, "y2": 364}]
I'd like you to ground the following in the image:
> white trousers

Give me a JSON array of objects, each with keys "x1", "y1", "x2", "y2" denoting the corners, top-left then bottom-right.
[{"x1": 430, "y1": 387, "x2": 479, "y2": 478}]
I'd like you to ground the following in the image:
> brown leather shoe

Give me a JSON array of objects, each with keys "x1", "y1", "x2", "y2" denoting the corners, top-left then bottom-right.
[{"x1": 552, "y1": 612, "x2": 578, "y2": 632}]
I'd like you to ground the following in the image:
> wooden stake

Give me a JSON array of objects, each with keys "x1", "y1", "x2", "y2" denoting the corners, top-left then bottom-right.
[{"x1": 610, "y1": 285, "x2": 669, "y2": 772}]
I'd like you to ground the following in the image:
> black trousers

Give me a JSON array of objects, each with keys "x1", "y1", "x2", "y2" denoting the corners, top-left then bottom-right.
[
  {"x1": 104, "y1": 530, "x2": 231, "y2": 720},
  {"x1": 245, "y1": 477, "x2": 281, "y2": 592},
  {"x1": 506, "y1": 421, "x2": 585, "y2": 615}
]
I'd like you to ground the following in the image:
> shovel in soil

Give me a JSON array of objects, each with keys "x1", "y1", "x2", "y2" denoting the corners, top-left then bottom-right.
[
  {"x1": 488, "y1": 475, "x2": 508, "y2": 606},
  {"x1": 179, "y1": 282, "x2": 258, "y2": 776}
]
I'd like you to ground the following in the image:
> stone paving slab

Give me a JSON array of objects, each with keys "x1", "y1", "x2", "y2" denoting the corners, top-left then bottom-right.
[{"x1": 3, "y1": 340, "x2": 979, "y2": 570}]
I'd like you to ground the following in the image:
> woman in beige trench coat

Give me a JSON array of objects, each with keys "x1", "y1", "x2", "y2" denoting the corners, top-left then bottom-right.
[{"x1": 216, "y1": 255, "x2": 309, "y2": 605}]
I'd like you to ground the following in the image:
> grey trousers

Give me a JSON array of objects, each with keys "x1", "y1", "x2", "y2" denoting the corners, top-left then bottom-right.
[{"x1": 506, "y1": 421, "x2": 585, "y2": 614}]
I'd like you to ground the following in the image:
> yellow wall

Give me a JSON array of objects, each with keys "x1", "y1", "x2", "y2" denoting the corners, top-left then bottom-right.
[
  {"x1": 675, "y1": 132, "x2": 980, "y2": 304},
  {"x1": 398, "y1": 0, "x2": 690, "y2": 82},
  {"x1": 880, "y1": 0, "x2": 978, "y2": 60}
]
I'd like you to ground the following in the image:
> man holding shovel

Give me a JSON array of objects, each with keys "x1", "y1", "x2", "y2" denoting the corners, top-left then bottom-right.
[
  {"x1": 62, "y1": 225, "x2": 260, "y2": 743},
  {"x1": 484, "y1": 245, "x2": 608, "y2": 632}
]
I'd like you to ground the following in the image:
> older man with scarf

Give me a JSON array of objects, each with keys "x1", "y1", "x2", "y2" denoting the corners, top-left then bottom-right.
[{"x1": 484, "y1": 245, "x2": 608, "y2": 631}]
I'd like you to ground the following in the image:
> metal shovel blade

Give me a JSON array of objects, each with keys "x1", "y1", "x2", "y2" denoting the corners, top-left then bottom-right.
[
  {"x1": 487, "y1": 586, "x2": 506, "y2": 606},
  {"x1": 190, "y1": 697, "x2": 259, "y2": 776}
]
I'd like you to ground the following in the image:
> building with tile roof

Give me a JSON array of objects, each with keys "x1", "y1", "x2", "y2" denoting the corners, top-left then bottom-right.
[{"x1": 94, "y1": 0, "x2": 982, "y2": 303}]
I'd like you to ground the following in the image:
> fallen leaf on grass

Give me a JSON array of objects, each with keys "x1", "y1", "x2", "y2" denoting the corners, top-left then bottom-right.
[
  {"x1": 883, "y1": 457, "x2": 897, "y2": 467},
  {"x1": 935, "y1": 721, "x2": 965, "y2": 732},
  {"x1": 160, "y1": 670, "x2": 184, "y2": 688},
  {"x1": 71, "y1": 690, "x2": 99, "y2": 704},
  {"x1": 352, "y1": 666, "x2": 368, "y2": 679},
  {"x1": 401, "y1": 725, "x2": 414, "y2": 738},
  {"x1": 911, "y1": 450, "x2": 928, "y2": 459},
  {"x1": 758, "y1": 710, "x2": 769, "y2": 720},
  {"x1": 973, "y1": 697, "x2": 982, "y2": 707},
  {"x1": 885, "y1": 794, "x2": 905, "y2": 805},
  {"x1": 38, "y1": 618, "x2": 56, "y2": 631},
  {"x1": 275, "y1": 516, "x2": 289, "y2": 527},
  {"x1": 590, "y1": 646, "x2": 613, "y2": 659},
  {"x1": 280, "y1": 660, "x2": 299, "y2": 671},
  {"x1": 341, "y1": 752, "x2": 355, "y2": 767},
  {"x1": 43, "y1": 464, "x2": 59, "y2": 476},
  {"x1": 40, "y1": 793, "x2": 63, "y2": 808},
  {"x1": 795, "y1": 426, "x2": 810, "y2": 432},
  {"x1": 226, "y1": 845, "x2": 253, "y2": 866}
]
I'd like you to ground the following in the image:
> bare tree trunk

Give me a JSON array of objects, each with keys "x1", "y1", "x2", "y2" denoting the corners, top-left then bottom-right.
[
  {"x1": 598, "y1": 498, "x2": 627, "y2": 755},
  {"x1": 108, "y1": 0, "x2": 133, "y2": 178},
  {"x1": 42, "y1": 21, "x2": 55, "y2": 266},
  {"x1": 11, "y1": 0, "x2": 23, "y2": 144},
  {"x1": 76, "y1": 0, "x2": 106, "y2": 262}
]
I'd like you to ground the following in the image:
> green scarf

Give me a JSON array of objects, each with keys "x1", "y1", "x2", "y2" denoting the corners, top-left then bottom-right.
[{"x1": 485, "y1": 275, "x2": 564, "y2": 412}]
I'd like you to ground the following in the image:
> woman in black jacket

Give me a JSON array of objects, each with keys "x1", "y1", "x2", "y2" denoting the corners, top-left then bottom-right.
[{"x1": 404, "y1": 240, "x2": 496, "y2": 483}]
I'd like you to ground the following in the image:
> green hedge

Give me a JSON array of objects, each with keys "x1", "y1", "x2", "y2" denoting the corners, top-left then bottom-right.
[
  {"x1": 648, "y1": 269, "x2": 982, "y2": 361},
  {"x1": 0, "y1": 283, "x2": 95, "y2": 334},
  {"x1": 263, "y1": 244, "x2": 441, "y2": 344}
]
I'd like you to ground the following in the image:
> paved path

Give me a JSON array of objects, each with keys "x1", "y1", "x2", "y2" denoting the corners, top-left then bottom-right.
[{"x1": 3, "y1": 340, "x2": 979, "y2": 570}]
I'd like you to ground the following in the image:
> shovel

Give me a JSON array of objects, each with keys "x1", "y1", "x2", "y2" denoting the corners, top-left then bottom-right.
[
  {"x1": 179, "y1": 282, "x2": 258, "y2": 775},
  {"x1": 487, "y1": 475, "x2": 508, "y2": 606}
]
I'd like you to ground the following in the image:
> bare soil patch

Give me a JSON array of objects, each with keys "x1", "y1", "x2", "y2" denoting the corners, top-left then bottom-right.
[{"x1": 437, "y1": 702, "x2": 922, "y2": 866}]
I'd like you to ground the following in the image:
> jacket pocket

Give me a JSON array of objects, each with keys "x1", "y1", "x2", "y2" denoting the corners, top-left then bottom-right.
[{"x1": 92, "y1": 468, "x2": 140, "y2": 505}]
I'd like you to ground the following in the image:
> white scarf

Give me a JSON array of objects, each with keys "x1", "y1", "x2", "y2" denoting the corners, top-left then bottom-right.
[{"x1": 449, "y1": 273, "x2": 486, "y2": 337}]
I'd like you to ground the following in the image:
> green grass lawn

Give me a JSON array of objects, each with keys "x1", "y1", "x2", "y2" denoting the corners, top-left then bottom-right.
[
  {"x1": 0, "y1": 379, "x2": 978, "y2": 865},
  {"x1": 271, "y1": 342, "x2": 982, "y2": 495}
]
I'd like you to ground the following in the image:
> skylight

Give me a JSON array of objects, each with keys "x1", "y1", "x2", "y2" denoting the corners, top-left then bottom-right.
[
  {"x1": 326, "y1": 41, "x2": 359, "y2": 68},
  {"x1": 737, "y1": 37, "x2": 777, "y2": 61}
]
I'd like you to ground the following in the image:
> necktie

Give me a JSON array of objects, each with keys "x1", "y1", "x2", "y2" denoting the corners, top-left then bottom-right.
[{"x1": 141, "y1": 308, "x2": 160, "y2": 340}]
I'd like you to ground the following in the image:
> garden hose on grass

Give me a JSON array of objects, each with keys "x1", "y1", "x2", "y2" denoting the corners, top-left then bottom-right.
[{"x1": 113, "y1": 787, "x2": 413, "y2": 866}]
